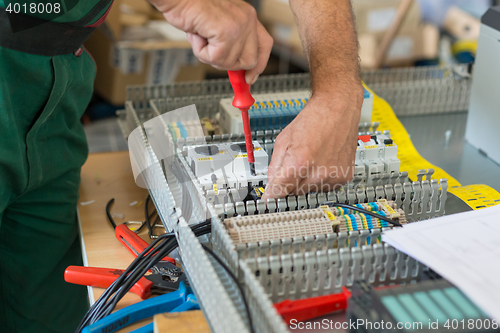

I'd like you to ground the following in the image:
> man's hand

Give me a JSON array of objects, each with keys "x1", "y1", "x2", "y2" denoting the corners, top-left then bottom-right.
[
  {"x1": 262, "y1": 83, "x2": 364, "y2": 199},
  {"x1": 149, "y1": 0, "x2": 273, "y2": 84}
]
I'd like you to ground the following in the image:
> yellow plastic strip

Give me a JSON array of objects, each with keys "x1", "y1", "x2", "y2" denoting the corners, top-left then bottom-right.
[
  {"x1": 366, "y1": 84, "x2": 500, "y2": 209},
  {"x1": 449, "y1": 184, "x2": 500, "y2": 210},
  {"x1": 365, "y1": 83, "x2": 461, "y2": 187}
]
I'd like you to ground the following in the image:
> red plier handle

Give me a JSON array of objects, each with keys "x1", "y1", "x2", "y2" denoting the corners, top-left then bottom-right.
[
  {"x1": 274, "y1": 287, "x2": 351, "y2": 324},
  {"x1": 115, "y1": 224, "x2": 175, "y2": 264},
  {"x1": 64, "y1": 265, "x2": 153, "y2": 299}
]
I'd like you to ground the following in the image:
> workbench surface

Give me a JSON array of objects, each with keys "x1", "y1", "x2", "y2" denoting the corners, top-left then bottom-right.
[{"x1": 77, "y1": 151, "x2": 155, "y2": 331}]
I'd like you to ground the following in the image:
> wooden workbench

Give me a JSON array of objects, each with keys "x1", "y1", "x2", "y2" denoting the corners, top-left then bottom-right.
[{"x1": 78, "y1": 151, "x2": 154, "y2": 330}]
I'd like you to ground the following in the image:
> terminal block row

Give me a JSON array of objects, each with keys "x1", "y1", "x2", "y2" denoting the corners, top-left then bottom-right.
[
  {"x1": 242, "y1": 240, "x2": 423, "y2": 302},
  {"x1": 219, "y1": 89, "x2": 373, "y2": 133},
  {"x1": 224, "y1": 200, "x2": 407, "y2": 245}
]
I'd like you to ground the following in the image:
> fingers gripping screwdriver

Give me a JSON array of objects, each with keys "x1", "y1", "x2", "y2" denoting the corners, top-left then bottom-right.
[{"x1": 228, "y1": 70, "x2": 256, "y2": 176}]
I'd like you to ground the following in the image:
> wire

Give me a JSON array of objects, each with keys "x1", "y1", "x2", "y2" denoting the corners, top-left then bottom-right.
[
  {"x1": 75, "y1": 223, "x2": 213, "y2": 332},
  {"x1": 106, "y1": 195, "x2": 157, "y2": 234},
  {"x1": 326, "y1": 202, "x2": 403, "y2": 227},
  {"x1": 75, "y1": 233, "x2": 173, "y2": 332},
  {"x1": 201, "y1": 244, "x2": 255, "y2": 333},
  {"x1": 145, "y1": 195, "x2": 155, "y2": 238},
  {"x1": 105, "y1": 198, "x2": 117, "y2": 229}
]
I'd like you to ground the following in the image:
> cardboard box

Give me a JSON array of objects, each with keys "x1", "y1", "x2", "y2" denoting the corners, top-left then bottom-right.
[
  {"x1": 259, "y1": 0, "x2": 295, "y2": 26},
  {"x1": 352, "y1": 0, "x2": 421, "y2": 36},
  {"x1": 259, "y1": 0, "x2": 421, "y2": 37},
  {"x1": 84, "y1": 0, "x2": 206, "y2": 106},
  {"x1": 359, "y1": 23, "x2": 439, "y2": 68}
]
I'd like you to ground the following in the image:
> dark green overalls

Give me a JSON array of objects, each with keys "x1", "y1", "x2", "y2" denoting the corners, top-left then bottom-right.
[{"x1": 0, "y1": 1, "x2": 113, "y2": 331}]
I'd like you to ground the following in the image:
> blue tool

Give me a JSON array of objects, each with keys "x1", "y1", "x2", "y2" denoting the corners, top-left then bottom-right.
[{"x1": 82, "y1": 282, "x2": 199, "y2": 333}]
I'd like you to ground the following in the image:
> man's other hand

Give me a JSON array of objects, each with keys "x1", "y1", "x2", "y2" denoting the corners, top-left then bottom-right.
[
  {"x1": 262, "y1": 82, "x2": 364, "y2": 199},
  {"x1": 149, "y1": 0, "x2": 273, "y2": 84}
]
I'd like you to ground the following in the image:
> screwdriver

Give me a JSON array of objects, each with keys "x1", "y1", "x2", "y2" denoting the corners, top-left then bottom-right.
[{"x1": 228, "y1": 70, "x2": 256, "y2": 175}]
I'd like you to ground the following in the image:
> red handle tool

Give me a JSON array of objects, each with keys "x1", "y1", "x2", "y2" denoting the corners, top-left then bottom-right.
[
  {"x1": 64, "y1": 265, "x2": 154, "y2": 299},
  {"x1": 115, "y1": 224, "x2": 175, "y2": 264},
  {"x1": 274, "y1": 287, "x2": 351, "y2": 324},
  {"x1": 228, "y1": 70, "x2": 256, "y2": 175}
]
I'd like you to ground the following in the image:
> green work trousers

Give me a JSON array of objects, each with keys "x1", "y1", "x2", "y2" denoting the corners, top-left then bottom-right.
[{"x1": 0, "y1": 45, "x2": 95, "y2": 332}]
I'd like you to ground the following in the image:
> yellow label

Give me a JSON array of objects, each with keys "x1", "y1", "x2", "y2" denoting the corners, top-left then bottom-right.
[
  {"x1": 233, "y1": 154, "x2": 247, "y2": 158},
  {"x1": 213, "y1": 184, "x2": 218, "y2": 195},
  {"x1": 364, "y1": 145, "x2": 378, "y2": 149},
  {"x1": 448, "y1": 184, "x2": 500, "y2": 210},
  {"x1": 320, "y1": 206, "x2": 336, "y2": 221},
  {"x1": 325, "y1": 211, "x2": 335, "y2": 220},
  {"x1": 204, "y1": 120, "x2": 214, "y2": 131},
  {"x1": 365, "y1": 82, "x2": 460, "y2": 187},
  {"x1": 219, "y1": 150, "x2": 227, "y2": 154},
  {"x1": 254, "y1": 147, "x2": 262, "y2": 151},
  {"x1": 198, "y1": 157, "x2": 213, "y2": 161},
  {"x1": 258, "y1": 187, "x2": 265, "y2": 194},
  {"x1": 385, "y1": 144, "x2": 396, "y2": 147},
  {"x1": 384, "y1": 205, "x2": 397, "y2": 215}
]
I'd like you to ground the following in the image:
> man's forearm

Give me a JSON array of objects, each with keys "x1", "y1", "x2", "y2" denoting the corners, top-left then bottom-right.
[{"x1": 289, "y1": 0, "x2": 360, "y2": 96}]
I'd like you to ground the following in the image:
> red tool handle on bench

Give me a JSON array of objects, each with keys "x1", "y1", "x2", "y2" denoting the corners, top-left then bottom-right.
[
  {"x1": 64, "y1": 265, "x2": 153, "y2": 299},
  {"x1": 115, "y1": 224, "x2": 175, "y2": 264}
]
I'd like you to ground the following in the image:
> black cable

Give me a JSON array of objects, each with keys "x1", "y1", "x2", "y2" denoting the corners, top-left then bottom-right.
[
  {"x1": 75, "y1": 233, "x2": 173, "y2": 332},
  {"x1": 201, "y1": 244, "x2": 255, "y2": 333},
  {"x1": 101, "y1": 225, "x2": 213, "y2": 320},
  {"x1": 102, "y1": 226, "x2": 212, "y2": 320},
  {"x1": 77, "y1": 224, "x2": 213, "y2": 331},
  {"x1": 102, "y1": 237, "x2": 178, "y2": 317},
  {"x1": 106, "y1": 196, "x2": 156, "y2": 233},
  {"x1": 77, "y1": 236, "x2": 169, "y2": 331},
  {"x1": 144, "y1": 195, "x2": 154, "y2": 237},
  {"x1": 83, "y1": 236, "x2": 174, "y2": 329},
  {"x1": 326, "y1": 202, "x2": 403, "y2": 227},
  {"x1": 105, "y1": 198, "x2": 117, "y2": 229},
  {"x1": 191, "y1": 219, "x2": 212, "y2": 231},
  {"x1": 134, "y1": 196, "x2": 157, "y2": 234}
]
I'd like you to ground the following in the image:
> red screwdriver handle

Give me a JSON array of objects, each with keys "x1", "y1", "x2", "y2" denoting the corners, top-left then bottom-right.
[
  {"x1": 228, "y1": 70, "x2": 255, "y2": 109},
  {"x1": 64, "y1": 266, "x2": 153, "y2": 299},
  {"x1": 274, "y1": 287, "x2": 351, "y2": 324},
  {"x1": 228, "y1": 70, "x2": 256, "y2": 165},
  {"x1": 115, "y1": 224, "x2": 175, "y2": 264}
]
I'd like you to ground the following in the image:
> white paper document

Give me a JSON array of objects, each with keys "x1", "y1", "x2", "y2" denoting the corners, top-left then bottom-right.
[{"x1": 382, "y1": 204, "x2": 500, "y2": 322}]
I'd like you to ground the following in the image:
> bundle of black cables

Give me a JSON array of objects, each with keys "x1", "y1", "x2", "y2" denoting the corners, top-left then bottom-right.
[{"x1": 75, "y1": 220, "x2": 213, "y2": 332}]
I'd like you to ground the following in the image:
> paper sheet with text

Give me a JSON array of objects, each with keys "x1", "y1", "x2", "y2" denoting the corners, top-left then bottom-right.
[{"x1": 382, "y1": 205, "x2": 500, "y2": 322}]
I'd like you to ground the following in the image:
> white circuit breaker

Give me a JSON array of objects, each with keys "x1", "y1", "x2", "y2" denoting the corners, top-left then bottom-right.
[
  {"x1": 186, "y1": 141, "x2": 268, "y2": 192},
  {"x1": 355, "y1": 133, "x2": 400, "y2": 185}
]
